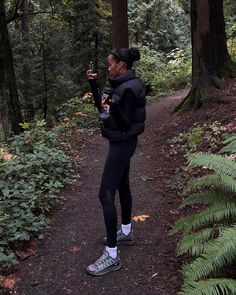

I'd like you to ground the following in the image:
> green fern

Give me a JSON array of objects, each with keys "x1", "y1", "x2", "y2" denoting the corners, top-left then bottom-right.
[
  {"x1": 222, "y1": 136, "x2": 236, "y2": 144},
  {"x1": 177, "y1": 228, "x2": 217, "y2": 256},
  {"x1": 182, "y1": 225, "x2": 236, "y2": 282},
  {"x1": 221, "y1": 141, "x2": 236, "y2": 154},
  {"x1": 172, "y1": 136, "x2": 236, "y2": 294},
  {"x1": 179, "y1": 278, "x2": 236, "y2": 295},
  {"x1": 171, "y1": 202, "x2": 236, "y2": 234},
  {"x1": 188, "y1": 154, "x2": 236, "y2": 179},
  {"x1": 187, "y1": 174, "x2": 236, "y2": 194},
  {"x1": 180, "y1": 191, "x2": 230, "y2": 209},
  {"x1": 220, "y1": 135, "x2": 236, "y2": 154}
]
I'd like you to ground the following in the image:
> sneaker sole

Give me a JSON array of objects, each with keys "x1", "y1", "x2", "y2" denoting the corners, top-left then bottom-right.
[
  {"x1": 86, "y1": 261, "x2": 122, "y2": 276},
  {"x1": 117, "y1": 240, "x2": 135, "y2": 246},
  {"x1": 103, "y1": 239, "x2": 135, "y2": 246}
]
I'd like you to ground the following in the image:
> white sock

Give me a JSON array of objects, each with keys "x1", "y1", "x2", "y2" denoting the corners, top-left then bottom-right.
[
  {"x1": 121, "y1": 223, "x2": 131, "y2": 236},
  {"x1": 105, "y1": 246, "x2": 118, "y2": 259}
]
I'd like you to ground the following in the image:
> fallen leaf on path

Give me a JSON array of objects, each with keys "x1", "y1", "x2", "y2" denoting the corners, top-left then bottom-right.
[
  {"x1": 170, "y1": 209, "x2": 179, "y2": 215},
  {"x1": 132, "y1": 215, "x2": 150, "y2": 222},
  {"x1": 140, "y1": 175, "x2": 154, "y2": 181},
  {"x1": 0, "y1": 274, "x2": 20, "y2": 290},
  {"x1": 16, "y1": 249, "x2": 37, "y2": 260},
  {"x1": 69, "y1": 246, "x2": 81, "y2": 253}
]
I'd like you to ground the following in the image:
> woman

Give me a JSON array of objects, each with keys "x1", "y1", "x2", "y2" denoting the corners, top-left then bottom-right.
[{"x1": 86, "y1": 47, "x2": 146, "y2": 276}]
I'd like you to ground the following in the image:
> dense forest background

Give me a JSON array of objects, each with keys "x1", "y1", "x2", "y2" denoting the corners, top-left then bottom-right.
[{"x1": 2, "y1": 0, "x2": 235, "y2": 131}]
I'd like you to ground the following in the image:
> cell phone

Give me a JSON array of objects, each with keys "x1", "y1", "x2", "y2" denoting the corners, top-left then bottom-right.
[{"x1": 88, "y1": 61, "x2": 94, "y2": 72}]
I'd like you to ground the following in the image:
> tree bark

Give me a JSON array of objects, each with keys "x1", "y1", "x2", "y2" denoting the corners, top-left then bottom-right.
[
  {"x1": 174, "y1": 0, "x2": 236, "y2": 114},
  {"x1": 20, "y1": 0, "x2": 35, "y2": 122},
  {"x1": 112, "y1": 0, "x2": 129, "y2": 48},
  {"x1": 0, "y1": 0, "x2": 23, "y2": 138}
]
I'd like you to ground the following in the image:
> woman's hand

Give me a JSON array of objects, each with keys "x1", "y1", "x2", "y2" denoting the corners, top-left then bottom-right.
[
  {"x1": 101, "y1": 99, "x2": 110, "y2": 112},
  {"x1": 86, "y1": 70, "x2": 97, "y2": 80}
]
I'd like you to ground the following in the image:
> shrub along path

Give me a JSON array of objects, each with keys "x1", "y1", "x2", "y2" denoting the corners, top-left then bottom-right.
[{"x1": 14, "y1": 81, "x2": 236, "y2": 295}]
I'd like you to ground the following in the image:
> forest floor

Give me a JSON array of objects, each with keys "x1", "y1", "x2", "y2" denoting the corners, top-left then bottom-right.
[{"x1": 3, "y1": 78, "x2": 236, "y2": 295}]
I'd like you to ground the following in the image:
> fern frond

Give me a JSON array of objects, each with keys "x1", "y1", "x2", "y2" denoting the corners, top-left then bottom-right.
[
  {"x1": 182, "y1": 225, "x2": 236, "y2": 282},
  {"x1": 220, "y1": 135, "x2": 236, "y2": 153},
  {"x1": 177, "y1": 228, "x2": 216, "y2": 256},
  {"x1": 188, "y1": 154, "x2": 236, "y2": 179},
  {"x1": 180, "y1": 191, "x2": 226, "y2": 209},
  {"x1": 180, "y1": 278, "x2": 236, "y2": 295},
  {"x1": 220, "y1": 140, "x2": 236, "y2": 154},
  {"x1": 187, "y1": 174, "x2": 236, "y2": 194},
  {"x1": 171, "y1": 202, "x2": 236, "y2": 234},
  {"x1": 222, "y1": 135, "x2": 236, "y2": 145}
]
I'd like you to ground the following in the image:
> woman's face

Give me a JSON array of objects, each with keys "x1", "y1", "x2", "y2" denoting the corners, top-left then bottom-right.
[{"x1": 108, "y1": 54, "x2": 125, "y2": 77}]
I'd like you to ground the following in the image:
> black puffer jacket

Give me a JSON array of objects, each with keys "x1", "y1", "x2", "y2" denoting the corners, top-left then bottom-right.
[{"x1": 89, "y1": 69, "x2": 146, "y2": 141}]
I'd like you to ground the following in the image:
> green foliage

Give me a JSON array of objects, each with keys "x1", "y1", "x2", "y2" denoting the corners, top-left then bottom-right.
[
  {"x1": 153, "y1": 48, "x2": 192, "y2": 94},
  {"x1": 221, "y1": 135, "x2": 236, "y2": 154},
  {"x1": 169, "y1": 122, "x2": 226, "y2": 154},
  {"x1": 179, "y1": 278, "x2": 236, "y2": 295},
  {"x1": 135, "y1": 46, "x2": 191, "y2": 96},
  {"x1": 176, "y1": 227, "x2": 216, "y2": 257},
  {"x1": 55, "y1": 94, "x2": 98, "y2": 131},
  {"x1": 182, "y1": 226, "x2": 236, "y2": 282},
  {"x1": 134, "y1": 45, "x2": 167, "y2": 90},
  {"x1": 128, "y1": 0, "x2": 191, "y2": 52},
  {"x1": 0, "y1": 121, "x2": 74, "y2": 265},
  {"x1": 171, "y1": 136, "x2": 236, "y2": 294},
  {"x1": 9, "y1": 0, "x2": 111, "y2": 125}
]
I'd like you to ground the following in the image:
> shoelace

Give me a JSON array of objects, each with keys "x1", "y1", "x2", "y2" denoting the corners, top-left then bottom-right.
[{"x1": 94, "y1": 252, "x2": 110, "y2": 266}]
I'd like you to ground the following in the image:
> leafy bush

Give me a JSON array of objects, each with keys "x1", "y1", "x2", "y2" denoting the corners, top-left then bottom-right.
[
  {"x1": 55, "y1": 94, "x2": 98, "y2": 131},
  {"x1": 134, "y1": 45, "x2": 167, "y2": 92},
  {"x1": 153, "y1": 47, "x2": 192, "y2": 95},
  {"x1": 171, "y1": 134, "x2": 236, "y2": 295},
  {"x1": 0, "y1": 121, "x2": 74, "y2": 265},
  {"x1": 135, "y1": 45, "x2": 192, "y2": 96}
]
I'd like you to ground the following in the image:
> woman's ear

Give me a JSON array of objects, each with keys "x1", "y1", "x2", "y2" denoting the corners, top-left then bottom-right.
[{"x1": 118, "y1": 61, "x2": 126, "y2": 70}]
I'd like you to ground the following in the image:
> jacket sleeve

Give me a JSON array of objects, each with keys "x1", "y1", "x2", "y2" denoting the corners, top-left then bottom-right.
[
  {"x1": 88, "y1": 79, "x2": 102, "y2": 111},
  {"x1": 111, "y1": 89, "x2": 136, "y2": 132}
]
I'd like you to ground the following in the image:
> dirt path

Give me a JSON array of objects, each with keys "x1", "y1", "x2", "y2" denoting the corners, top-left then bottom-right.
[{"x1": 15, "y1": 90, "x2": 189, "y2": 295}]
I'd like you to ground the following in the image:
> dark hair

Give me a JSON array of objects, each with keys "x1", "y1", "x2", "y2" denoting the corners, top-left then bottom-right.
[{"x1": 111, "y1": 47, "x2": 140, "y2": 69}]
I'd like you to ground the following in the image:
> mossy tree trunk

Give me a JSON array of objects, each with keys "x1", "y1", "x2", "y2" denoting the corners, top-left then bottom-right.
[
  {"x1": 174, "y1": 0, "x2": 236, "y2": 114},
  {"x1": 112, "y1": 0, "x2": 129, "y2": 48},
  {"x1": 0, "y1": 0, "x2": 23, "y2": 138}
]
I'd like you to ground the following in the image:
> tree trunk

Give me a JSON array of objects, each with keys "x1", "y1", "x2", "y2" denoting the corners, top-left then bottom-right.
[
  {"x1": 0, "y1": 0, "x2": 23, "y2": 138},
  {"x1": 112, "y1": 0, "x2": 129, "y2": 48},
  {"x1": 20, "y1": 0, "x2": 35, "y2": 122},
  {"x1": 174, "y1": 0, "x2": 236, "y2": 114}
]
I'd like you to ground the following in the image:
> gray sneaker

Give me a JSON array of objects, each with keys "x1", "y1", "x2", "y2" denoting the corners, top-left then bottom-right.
[
  {"x1": 103, "y1": 229, "x2": 135, "y2": 246},
  {"x1": 86, "y1": 250, "x2": 122, "y2": 276}
]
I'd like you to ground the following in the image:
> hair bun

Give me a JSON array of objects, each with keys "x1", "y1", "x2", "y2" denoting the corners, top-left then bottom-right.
[{"x1": 129, "y1": 47, "x2": 140, "y2": 62}]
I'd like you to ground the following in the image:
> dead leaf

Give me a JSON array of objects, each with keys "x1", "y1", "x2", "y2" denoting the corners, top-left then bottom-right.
[
  {"x1": 16, "y1": 249, "x2": 37, "y2": 260},
  {"x1": 74, "y1": 112, "x2": 88, "y2": 117},
  {"x1": 132, "y1": 215, "x2": 150, "y2": 222},
  {"x1": 69, "y1": 246, "x2": 81, "y2": 253},
  {"x1": 140, "y1": 175, "x2": 154, "y2": 181},
  {"x1": 170, "y1": 209, "x2": 179, "y2": 215},
  {"x1": 0, "y1": 275, "x2": 20, "y2": 290}
]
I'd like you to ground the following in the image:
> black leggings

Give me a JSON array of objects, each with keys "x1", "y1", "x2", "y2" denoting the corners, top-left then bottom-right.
[{"x1": 99, "y1": 137, "x2": 138, "y2": 248}]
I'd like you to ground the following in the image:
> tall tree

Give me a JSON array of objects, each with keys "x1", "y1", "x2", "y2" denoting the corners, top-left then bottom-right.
[
  {"x1": 112, "y1": 0, "x2": 129, "y2": 48},
  {"x1": 0, "y1": 0, "x2": 23, "y2": 138},
  {"x1": 20, "y1": 0, "x2": 35, "y2": 122},
  {"x1": 174, "y1": 0, "x2": 236, "y2": 114},
  {"x1": 128, "y1": 0, "x2": 190, "y2": 51}
]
